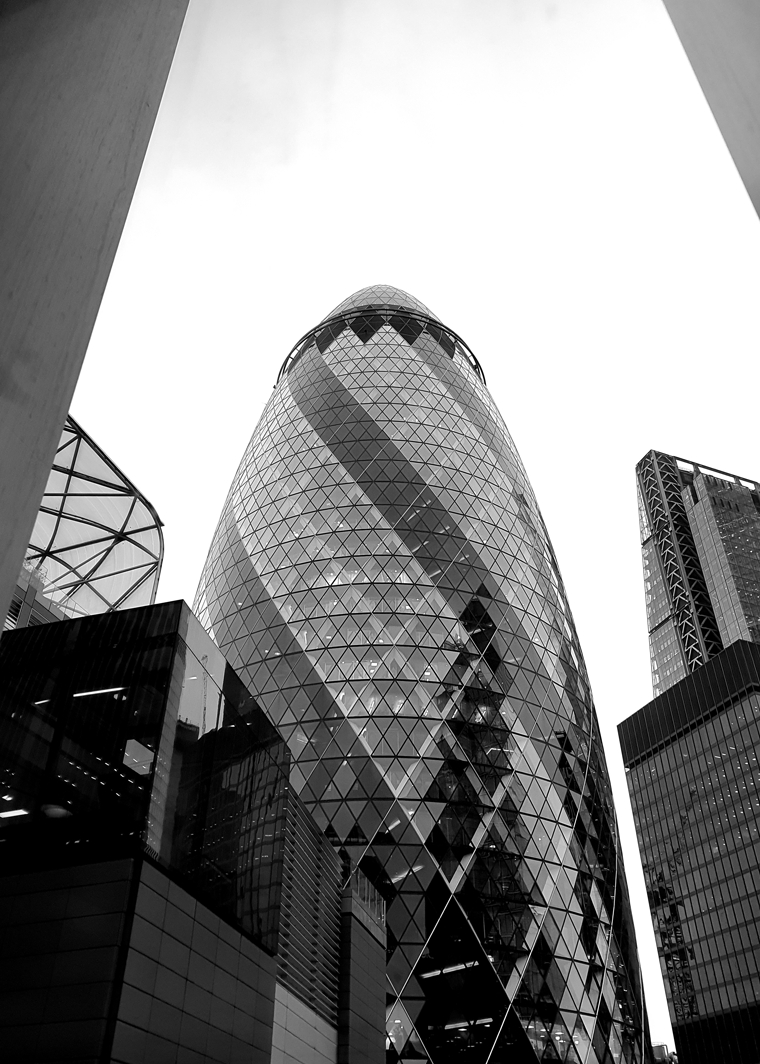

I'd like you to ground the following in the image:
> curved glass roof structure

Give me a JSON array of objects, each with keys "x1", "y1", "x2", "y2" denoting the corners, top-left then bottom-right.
[
  {"x1": 195, "y1": 287, "x2": 648, "y2": 1063},
  {"x1": 278, "y1": 283, "x2": 484, "y2": 386},
  {"x1": 25, "y1": 416, "x2": 163, "y2": 619}
]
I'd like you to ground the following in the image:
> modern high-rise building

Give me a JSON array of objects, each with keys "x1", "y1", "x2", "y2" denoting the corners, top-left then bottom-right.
[
  {"x1": 622, "y1": 451, "x2": 760, "y2": 1063},
  {"x1": 195, "y1": 286, "x2": 649, "y2": 1063},
  {"x1": 636, "y1": 450, "x2": 760, "y2": 696},
  {"x1": 619, "y1": 641, "x2": 760, "y2": 1064}
]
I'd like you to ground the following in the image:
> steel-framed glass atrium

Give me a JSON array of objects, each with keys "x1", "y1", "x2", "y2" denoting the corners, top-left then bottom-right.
[
  {"x1": 195, "y1": 285, "x2": 648, "y2": 1063},
  {"x1": 25, "y1": 416, "x2": 163, "y2": 619}
]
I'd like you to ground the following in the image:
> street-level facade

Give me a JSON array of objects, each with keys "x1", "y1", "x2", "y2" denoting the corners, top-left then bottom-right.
[{"x1": 0, "y1": 600, "x2": 386, "y2": 1064}]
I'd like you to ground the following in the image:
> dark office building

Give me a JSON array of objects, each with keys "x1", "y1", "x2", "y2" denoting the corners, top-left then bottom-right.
[
  {"x1": 195, "y1": 285, "x2": 650, "y2": 1063},
  {"x1": 626, "y1": 452, "x2": 760, "y2": 1062},
  {"x1": 619, "y1": 640, "x2": 760, "y2": 1063},
  {"x1": 636, "y1": 450, "x2": 760, "y2": 696},
  {"x1": 0, "y1": 601, "x2": 385, "y2": 1064}
]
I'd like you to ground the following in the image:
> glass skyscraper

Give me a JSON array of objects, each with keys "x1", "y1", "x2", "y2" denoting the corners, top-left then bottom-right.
[
  {"x1": 637, "y1": 450, "x2": 760, "y2": 696},
  {"x1": 196, "y1": 286, "x2": 647, "y2": 1063},
  {"x1": 619, "y1": 641, "x2": 760, "y2": 1064},
  {"x1": 621, "y1": 450, "x2": 760, "y2": 1063}
]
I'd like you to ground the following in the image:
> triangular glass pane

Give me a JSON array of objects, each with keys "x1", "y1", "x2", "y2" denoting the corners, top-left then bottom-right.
[
  {"x1": 126, "y1": 502, "x2": 157, "y2": 533},
  {"x1": 28, "y1": 511, "x2": 58, "y2": 552},
  {"x1": 73, "y1": 440, "x2": 122, "y2": 485}
]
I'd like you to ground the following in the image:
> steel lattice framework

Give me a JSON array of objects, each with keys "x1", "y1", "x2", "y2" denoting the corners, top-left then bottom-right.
[
  {"x1": 195, "y1": 286, "x2": 647, "y2": 1064},
  {"x1": 636, "y1": 450, "x2": 722, "y2": 693},
  {"x1": 26, "y1": 416, "x2": 163, "y2": 619}
]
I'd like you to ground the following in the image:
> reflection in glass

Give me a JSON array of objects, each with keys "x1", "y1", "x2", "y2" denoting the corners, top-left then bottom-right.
[{"x1": 0, "y1": 601, "x2": 287, "y2": 954}]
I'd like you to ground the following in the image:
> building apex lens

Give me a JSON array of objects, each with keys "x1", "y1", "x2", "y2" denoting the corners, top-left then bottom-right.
[{"x1": 321, "y1": 284, "x2": 441, "y2": 322}]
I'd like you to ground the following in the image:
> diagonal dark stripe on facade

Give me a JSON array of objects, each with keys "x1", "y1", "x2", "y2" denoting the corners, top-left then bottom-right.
[
  {"x1": 312, "y1": 311, "x2": 545, "y2": 564},
  {"x1": 194, "y1": 286, "x2": 649, "y2": 1064},
  {"x1": 207, "y1": 515, "x2": 340, "y2": 726},
  {"x1": 403, "y1": 333, "x2": 537, "y2": 515},
  {"x1": 288, "y1": 348, "x2": 499, "y2": 613}
]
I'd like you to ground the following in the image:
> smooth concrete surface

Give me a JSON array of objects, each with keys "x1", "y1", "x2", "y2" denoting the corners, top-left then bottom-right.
[
  {"x1": 271, "y1": 982, "x2": 339, "y2": 1064},
  {"x1": 111, "y1": 860, "x2": 277, "y2": 1064},
  {"x1": 0, "y1": 0, "x2": 189, "y2": 629},
  {"x1": 662, "y1": 0, "x2": 760, "y2": 216},
  {"x1": 0, "y1": 858, "x2": 134, "y2": 1062},
  {"x1": 0, "y1": 856, "x2": 279, "y2": 1063}
]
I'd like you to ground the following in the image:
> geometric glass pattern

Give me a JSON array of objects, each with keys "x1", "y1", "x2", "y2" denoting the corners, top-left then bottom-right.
[
  {"x1": 637, "y1": 449, "x2": 760, "y2": 696},
  {"x1": 195, "y1": 286, "x2": 649, "y2": 1063},
  {"x1": 619, "y1": 640, "x2": 760, "y2": 1064},
  {"x1": 682, "y1": 463, "x2": 760, "y2": 649},
  {"x1": 636, "y1": 450, "x2": 723, "y2": 697},
  {"x1": 25, "y1": 416, "x2": 163, "y2": 619}
]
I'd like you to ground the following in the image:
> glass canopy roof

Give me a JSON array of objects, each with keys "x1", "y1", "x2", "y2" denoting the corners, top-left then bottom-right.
[{"x1": 25, "y1": 416, "x2": 163, "y2": 619}]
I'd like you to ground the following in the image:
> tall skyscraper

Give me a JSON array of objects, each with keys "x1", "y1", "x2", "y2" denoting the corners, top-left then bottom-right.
[
  {"x1": 195, "y1": 286, "x2": 649, "y2": 1063},
  {"x1": 621, "y1": 451, "x2": 760, "y2": 1063},
  {"x1": 636, "y1": 450, "x2": 760, "y2": 695},
  {"x1": 619, "y1": 641, "x2": 760, "y2": 1064}
]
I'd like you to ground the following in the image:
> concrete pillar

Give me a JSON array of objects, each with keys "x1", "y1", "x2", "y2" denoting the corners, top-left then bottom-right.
[
  {"x1": 338, "y1": 877, "x2": 387, "y2": 1064},
  {"x1": 662, "y1": 0, "x2": 760, "y2": 216},
  {"x1": 0, "y1": 0, "x2": 189, "y2": 627}
]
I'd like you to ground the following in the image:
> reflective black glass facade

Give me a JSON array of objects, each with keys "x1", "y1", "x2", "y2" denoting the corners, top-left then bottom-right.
[
  {"x1": 0, "y1": 602, "x2": 395, "y2": 1060},
  {"x1": 619, "y1": 640, "x2": 760, "y2": 1064},
  {"x1": 637, "y1": 450, "x2": 760, "y2": 696},
  {"x1": 0, "y1": 600, "x2": 288, "y2": 955},
  {"x1": 195, "y1": 285, "x2": 648, "y2": 1063}
]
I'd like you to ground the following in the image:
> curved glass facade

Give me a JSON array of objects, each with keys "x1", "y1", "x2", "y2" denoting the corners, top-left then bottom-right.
[
  {"x1": 195, "y1": 286, "x2": 647, "y2": 1063},
  {"x1": 26, "y1": 416, "x2": 163, "y2": 618}
]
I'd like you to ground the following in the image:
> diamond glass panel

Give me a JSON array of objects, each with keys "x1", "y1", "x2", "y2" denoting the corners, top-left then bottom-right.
[{"x1": 195, "y1": 286, "x2": 648, "y2": 1063}]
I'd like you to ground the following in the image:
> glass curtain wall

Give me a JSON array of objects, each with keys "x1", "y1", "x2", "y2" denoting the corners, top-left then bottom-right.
[
  {"x1": 0, "y1": 601, "x2": 287, "y2": 954},
  {"x1": 620, "y1": 640, "x2": 760, "y2": 1064},
  {"x1": 195, "y1": 286, "x2": 648, "y2": 1064}
]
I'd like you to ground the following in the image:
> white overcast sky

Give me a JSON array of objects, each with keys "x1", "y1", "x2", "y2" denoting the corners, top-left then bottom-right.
[{"x1": 73, "y1": 0, "x2": 760, "y2": 1046}]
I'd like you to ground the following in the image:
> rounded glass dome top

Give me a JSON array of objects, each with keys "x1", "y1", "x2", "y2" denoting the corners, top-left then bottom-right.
[
  {"x1": 196, "y1": 284, "x2": 648, "y2": 1063},
  {"x1": 322, "y1": 284, "x2": 441, "y2": 322},
  {"x1": 277, "y1": 284, "x2": 482, "y2": 384}
]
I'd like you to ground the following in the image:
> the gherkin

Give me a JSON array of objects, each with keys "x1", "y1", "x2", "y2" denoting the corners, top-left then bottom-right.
[{"x1": 195, "y1": 286, "x2": 648, "y2": 1064}]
